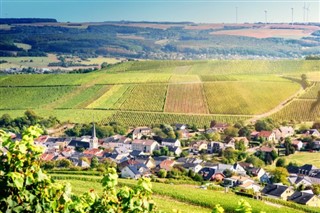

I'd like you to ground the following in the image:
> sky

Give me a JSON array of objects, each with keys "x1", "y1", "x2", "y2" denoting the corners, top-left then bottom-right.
[{"x1": 0, "y1": 0, "x2": 319, "y2": 23}]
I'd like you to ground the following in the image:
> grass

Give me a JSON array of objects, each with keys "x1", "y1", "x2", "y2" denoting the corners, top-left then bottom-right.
[
  {"x1": 204, "y1": 81, "x2": 300, "y2": 115},
  {"x1": 165, "y1": 83, "x2": 209, "y2": 114},
  {"x1": 299, "y1": 83, "x2": 320, "y2": 99},
  {"x1": 282, "y1": 152, "x2": 320, "y2": 168},
  {"x1": 0, "y1": 54, "x2": 59, "y2": 68}
]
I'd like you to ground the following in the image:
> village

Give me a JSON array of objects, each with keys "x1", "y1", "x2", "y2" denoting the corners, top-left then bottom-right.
[{"x1": 6, "y1": 120, "x2": 320, "y2": 208}]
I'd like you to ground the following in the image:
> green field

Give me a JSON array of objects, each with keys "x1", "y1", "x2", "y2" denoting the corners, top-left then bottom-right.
[
  {"x1": 271, "y1": 100, "x2": 320, "y2": 122},
  {"x1": 282, "y1": 152, "x2": 320, "y2": 168},
  {"x1": 1, "y1": 60, "x2": 319, "y2": 126},
  {"x1": 52, "y1": 174, "x2": 309, "y2": 213}
]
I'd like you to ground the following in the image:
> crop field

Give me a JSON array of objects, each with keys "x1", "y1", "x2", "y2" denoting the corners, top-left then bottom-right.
[
  {"x1": 120, "y1": 84, "x2": 167, "y2": 112},
  {"x1": 165, "y1": 83, "x2": 208, "y2": 114},
  {"x1": 204, "y1": 81, "x2": 300, "y2": 115},
  {"x1": 169, "y1": 74, "x2": 201, "y2": 83},
  {"x1": 51, "y1": 174, "x2": 308, "y2": 213},
  {"x1": 211, "y1": 29, "x2": 313, "y2": 39},
  {"x1": 107, "y1": 111, "x2": 251, "y2": 127},
  {"x1": 1, "y1": 59, "x2": 318, "y2": 126},
  {"x1": 57, "y1": 85, "x2": 111, "y2": 109},
  {"x1": 87, "y1": 85, "x2": 129, "y2": 109},
  {"x1": 0, "y1": 87, "x2": 75, "y2": 109},
  {"x1": 299, "y1": 83, "x2": 320, "y2": 99},
  {"x1": 0, "y1": 54, "x2": 59, "y2": 68},
  {"x1": 271, "y1": 100, "x2": 320, "y2": 122},
  {"x1": 0, "y1": 109, "x2": 115, "y2": 124}
]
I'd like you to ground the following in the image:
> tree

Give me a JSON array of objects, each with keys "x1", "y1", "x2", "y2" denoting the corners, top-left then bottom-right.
[
  {"x1": 193, "y1": 173, "x2": 203, "y2": 182},
  {"x1": 235, "y1": 140, "x2": 246, "y2": 151},
  {"x1": 158, "y1": 169, "x2": 167, "y2": 178},
  {"x1": 222, "y1": 147, "x2": 237, "y2": 164},
  {"x1": 312, "y1": 184, "x2": 320, "y2": 195},
  {"x1": 91, "y1": 156, "x2": 99, "y2": 168},
  {"x1": 0, "y1": 113, "x2": 12, "y2": 127},
  {"x1": 271, "y1": 167, "x2": 289, "y2": 185},
  {"x1": 312, "y1": 120, "x2": 320, "y2": 130},
  {"x1": 301, "y1": 74, "x2": 310, "y2": 89},
  {"x1": 284, "y1": 138, "x2": 295, "y2": 156},
  {"x1": 224, "y1": 126, "x2": 239, "y2": 137},
  {"x1": 238, "y1": 126, "x2": 251, "y2": 138},
  {"x1": 56, "y1": 159, "x2": 72, "y2": 168},
  {"x1": 0, "y1": 126, "x2": 156, "y2": 212},
  {"x1": 276, "y1": 158, "x2": 286, "y2": 167},
  {"x1": 223, "y1": 169, "x2": 233, "y2": 178},
  {"x1": 245, "y1": 155, "x2": 265, "y2": 167}
]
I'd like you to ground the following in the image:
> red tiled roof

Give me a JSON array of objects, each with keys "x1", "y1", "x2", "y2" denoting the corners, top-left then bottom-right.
[
  {"x1": 259, "y1": 131, "x2": 273, "y2": 137},
  {"x1": 41, "y1": 153, "x2": 55, "y2": 161},
  {"x1": 159, "y1": 159, "x2": 175, "y2": 171},
  {"x1": 259, "y1": 146, "x2": 274, "y2": 152}
]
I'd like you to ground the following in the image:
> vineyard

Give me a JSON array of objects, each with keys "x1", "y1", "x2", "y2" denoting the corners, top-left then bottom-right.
[
  {"x1": 1, "y1": 59, "x2": 319, "y2": 126},
  {"x1": 165, "y1": 83, "x2": 209, "y2": 114},
  {"x1": 271, "y1": 100, "x2": 320, "y2": 122},
  {"x1": 51, "y1": 173, "x2": 311, "y2": 213},
  {"x1": 203, "y1": 81, "x2": 300, "y2": 115}
]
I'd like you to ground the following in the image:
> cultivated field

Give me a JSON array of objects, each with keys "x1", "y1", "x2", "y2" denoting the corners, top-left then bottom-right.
[
  {"x1": 51, "y1": 173, "x2": 310, "y2": 213},
  {"x1": 1, "y1": 59, "x2": 319, "y2": 126},
  {"x1": 283, "y1": 152, "x2": 320, "y2": 168},
  {"x1": 165, "y1": 83, "x2": 208, "y2": 114}
]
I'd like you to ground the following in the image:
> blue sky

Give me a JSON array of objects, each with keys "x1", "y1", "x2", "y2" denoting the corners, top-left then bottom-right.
[{"x1": 0, "y1": 0, "x2": 319, "y2": 23}]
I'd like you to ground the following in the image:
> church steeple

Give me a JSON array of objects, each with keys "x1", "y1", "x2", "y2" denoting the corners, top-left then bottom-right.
[{"x1": 90, "y1": 117, "x2": 98, "y2": 149}]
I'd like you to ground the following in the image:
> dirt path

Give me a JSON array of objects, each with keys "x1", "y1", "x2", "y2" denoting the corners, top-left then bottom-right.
[{"x1": 248, "y1": 86, "x2": 305, "y2": 123}]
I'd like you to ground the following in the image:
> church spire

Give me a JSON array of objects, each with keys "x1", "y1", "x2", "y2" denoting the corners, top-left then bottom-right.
[{"x1": 92, "y1": 119, "x2": 96, "y2": 139}]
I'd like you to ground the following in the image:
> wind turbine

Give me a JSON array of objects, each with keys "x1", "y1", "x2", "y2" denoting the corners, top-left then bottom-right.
[
  {"x1": 236, "y1": 7, "x2": 238, "y2": 24},
  {"x1": 306, "y1": 4, "x2": 310, "y2": 23},
  {"x1": 303, "y1": 3, "x2": 306, "y2": 22},
  {"x1": 291, "y1": 8, "x2": 294, "y2": 25},
  {"x1": 264, "y1": 10, "x2": 268, "y2": 24}
]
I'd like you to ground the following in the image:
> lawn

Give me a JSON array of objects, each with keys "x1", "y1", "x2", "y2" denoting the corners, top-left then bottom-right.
[{"x1": 283, "y1": 152, "x2": 320, "y2": 168}]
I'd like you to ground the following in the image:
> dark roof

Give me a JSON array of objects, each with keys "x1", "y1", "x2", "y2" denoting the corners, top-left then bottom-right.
[
  {"x1": 288, "y1": 191, "x2": 315, "y2": 204},
  {"x1": 162, "y1": 138, "x2": 178, "y2": 143},
  {"x1": 130, "y1": 150, "x2": 144, "y2": 157},
  {"x1": 287, "y1": 165, "x2": 299, "y2": 174},
  {"x1": 127, "y1": 165, "x2": 140, "y2": 175},
  {"x1": 261, "y1": 184, "x2": 289, "y2": 197},
  {"x1": 68, "y1": 140, "x2": 90, "y2": 149},
  {"x1": 198, "y1": 167, "x2": 216, "y2": 181},
  {"x1": 300, "y1": 164, "x2": 318, "y2": 172}
]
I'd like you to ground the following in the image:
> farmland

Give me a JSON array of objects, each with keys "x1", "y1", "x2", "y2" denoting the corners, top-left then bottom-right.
[
  {"x1": 0, "y1": 59, "x2": 319, "y2": 126},
  {"x1": 51, "y1": 173, "x2": 308, "y2": 213},
  {"x1": 165, "y1": 83, "x2": 209, "y2": 114},
  {"x1": 204, "y1": 81, "x2": 300, "y2": 115},
  {"x1": 282, "y1": 152, "x2": 320, "y2": 168}
]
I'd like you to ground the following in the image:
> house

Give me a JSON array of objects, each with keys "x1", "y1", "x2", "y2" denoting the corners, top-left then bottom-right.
[
  {"x1": 40, "y1": 153, "x2": 55, "y2": 161},
  {"x1": 101, "y1": 135, "x2": 132, "y2": 149},
  {"x1": 298, "y1": 164, "x2": 318, "y2": 176},
  {"x1": 261, "y1": 184, "x2": 294, "y2": 200},
  {"x1": 161, "y1": 138, "x2": 181, "y2": 147},
  {"x1": 291, "y1": 140, "x2": 303, "y2": 151},
  {"x1": 208, "y1": 141, "x2": 224, "y2": 153},
  {"x1": 224, "y1": 176, "x2": 260, "y2": 192},
  {"x1": 132, "y1": 140, "x2": 159, "y2": 154},
  {"x1": 258, "y1": 131, "x2": 276, "y2": 141},
  {"x1": 231, "y1": 163, "x2": 247, "y2": 176},
  {"x1": 274, "y1": 126, "x2": 295, "y2": 141},
  {"x1": 303, "y1": 129, "x2": 320, "y2": 138},
  {"x1": 288, "y1": 191, "x2": 320, "y2": 207},
  {"x1": 189, "y1": 141, "x2": 208, "y2": 153},
  {"x1": 118, "y1": 159, "x2": 140, "y2": 170},
  {"x1": 228, "y1": 137, "x2": 249, "y2": 149},
  {"x1": 132, "y1": 127, "x2": 152, "y2": 139},
  {"x1": 183, "y1": 163, "x2": 203, "y2": 173},
  {"x1": 44, "y1": 137, "x2": 70, "y2": 150},
  {"x1": 288, "y1": 175, "x2": 313, "y2": 188},
  {"x1": 211, "y1": 122, "x2": 229, "y2": 132},
  {"x1": 175, "y1": 124, "x2": 187, "y2": 130},
  {"x1": 83, "y1": 148, "x2": 104, "y2": 157},
  {"x1": 158, "y1": 159, "x2": 175, "y2": 171},
  {"x1": 121, "y1": 164, "x2": 150, "y2": 179},
  {"x1": 250, "y1": 131, "x2": 260, "y2": 140},
  {"x1": 134, "y1": 156, "x2": 156, "y2": 169},
  {"x1": 198, "y1": 167, "x2": 225, "y2": 181},
  {"x1": 247, "y1": 167, "x2": 266, "y2": 179},
  {"x1": 168, "y1": 146, "x2": 182, "y2": 156}
]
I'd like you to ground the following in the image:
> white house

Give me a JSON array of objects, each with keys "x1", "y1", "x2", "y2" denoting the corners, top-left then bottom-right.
[
  {"x1": 121, "y1": 164, "x2": 150, "y2": 179},
  {"x1": 132, "y1": 140, "x2": 159, "y2": 154},
  {"x1": 162, "y1": 138, "x2": 181, "y2": 147}
]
